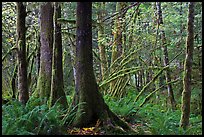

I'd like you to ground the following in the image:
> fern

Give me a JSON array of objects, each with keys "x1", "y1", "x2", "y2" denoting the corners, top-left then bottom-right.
[{"x1": 2, "y1": 97, "x2": 79, "y2": 135}]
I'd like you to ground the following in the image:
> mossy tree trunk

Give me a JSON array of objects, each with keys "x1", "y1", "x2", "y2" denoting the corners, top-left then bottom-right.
[
  {"x1": 73, "y1": 2, "x2": 102, "y2": 126},
  {"x1": 36, "y1": 2, "x2": 54, "y2": 102},
  {"x1": 97, "y1": 2, "x2": 108, "y2": 81},
  {"x1": 109, "y1": 2, "x2": 119, "y2": 94},
  {"x1": 72, "y1": 3, "x2": 136, "y2": 133},
  {"x1": 120, "y1": 2, "x2": 127, "y2": 54},
  {"x1": 16, "y1": 2, "x2": 29, "y2": 104},
  {"x1": 180, "y1": 2, "x2": 194, "y2": 130},
  {"x1": 109, "y1": 2, "x2": 127, "y2": 95},
  {"x1": 50, "y1": 2, "x2": 68, "y2": 109}
]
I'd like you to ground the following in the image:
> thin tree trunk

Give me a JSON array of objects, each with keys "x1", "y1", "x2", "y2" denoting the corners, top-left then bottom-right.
[
  {"x1": 11, "y1": 64, "x2": 18, "y2": 99},
  {"x1": 36, "y1": 35, "x2": 41, "y2": 76},
  {"x1": 16, "y1": 2, "x2": 29, "y2": 104},
  {"x1": 120, "y1": 2, "x2": 127, "y2": 54},
  {"x1": 97, "y1": 2, "x2": 108, "y2": 81},
  {"x1": 161, "y1": 31, "x2": 176, "y2": 110},
  {"x1": 157, "y1": 2, "x2": 176, "y2": 110},
  {"x1": 109, "y1": 2, "x2": 126, "y2": 94},
  {"x1": 111, "y1": 2, "x2": 120, "y2": 65},
  {"x1": 50, "y1": 2, "x2": 68, "y2": 109},
  {"x1": 67, "y1": 33, "x2": 77, "y2": 86},
  {"x1": 180, "y1": 2, "x2": 194, "y2": 130}
]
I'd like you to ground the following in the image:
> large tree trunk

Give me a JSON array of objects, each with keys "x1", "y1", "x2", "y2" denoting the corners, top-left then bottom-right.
[
  {"x1": 36, "y1": 2, "x2": 54, "y2": 102},
  {"x1": 73, "y1": 2, "x2": 103, "y2": 127},
  {"x1": 180, "y1": 2, "x2": 194, "y2": 130},
  {"x1": 50, "y1": 2, "x2": 68, "y2": 109},
  {"x1": 72, "y1": 3, "x2": 136, "y2": 133},
  {"x1": 16, "y1": 2, "x2": 29, "y2": 104}
]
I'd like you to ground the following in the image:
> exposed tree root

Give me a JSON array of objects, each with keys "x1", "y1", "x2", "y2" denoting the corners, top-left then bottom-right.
[
  {"x1": 71, "y1": 98, "x2": 138, "y2": 134},
  {"x1": 100, "y1": 104, "x2": 139, "y2": 134}
]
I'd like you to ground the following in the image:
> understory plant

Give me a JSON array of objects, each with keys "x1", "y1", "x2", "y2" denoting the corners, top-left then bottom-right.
[
  {"x1": 103, "y1": 88, "x2": 202, "y2": 135},
  {"x1": 2, "y1": 96, "x2": 77, "y2": 135},
  {"x1": 138, "y1": 103, "x2": 202, "y2": 135}
]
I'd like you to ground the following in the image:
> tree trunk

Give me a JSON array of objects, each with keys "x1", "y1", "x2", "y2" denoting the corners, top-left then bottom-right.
[
  {"x1": 73, "y1": 2, "x2": 102, "y2": 126},
  {"x1": 11, "y1": 64, "x2": 18, "y2": 99},
  {"x1": 161, "y1": 30, "x2": 176, "y2": 110},
  {"x1": 97, "y1": 2, "x2": 108, "y2": 81},
  {"x1": 120, "y1": 2, "x2": 127, "y2": 54},
  {"x1": 109, "y1": 2, "x2": 126, "y2": 94},
  {"x1": 36, "y1": 35, "x2": 41, "y2": 76},
  {"x1": 157, "y1": 2, "x2": 176, "y2": 110},
  {"x1": 16, "y1": 2, "x2": 29, "y2": 104},
  {"x1": 50, "y1": 2, "x2": 68, "y2": 109},
  {"x1": 72, "y1": 3, "x2": 136, "y2": 133},
  {"x1": 36, "y1": 2, "x2": 54, "y2": 102},
  {"x1": 180, "y1": 2, "x2": 194, "y2": 130},
  {"x1": 110, "y1": 2, "x2": 120, "y2": 66}
]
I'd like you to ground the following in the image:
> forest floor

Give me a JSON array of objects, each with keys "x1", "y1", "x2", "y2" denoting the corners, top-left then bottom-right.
[
  {"x1": 65, "y1": 115, "x2": 150, "y2": 135},
  {"x1": 2, "y1": 88, "x2": 202, "y2": 135},
  {"x1": 64, "y1": 107, "x2": 202, "y2": 135}
]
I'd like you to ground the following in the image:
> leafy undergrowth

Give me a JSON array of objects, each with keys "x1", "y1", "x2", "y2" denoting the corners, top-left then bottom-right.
[
  {"x1": 135, "y1": 104, "x2": 202, "y2": 135},
  {"x1": 103, "y1": 89, "x2": 202, "y2": 135},
  {"x1": 2, "y1": 89, "x2": 202, "y2": 135},
  {"x1": 2, "y1": 97, "x2": 74, "y2": 135}
]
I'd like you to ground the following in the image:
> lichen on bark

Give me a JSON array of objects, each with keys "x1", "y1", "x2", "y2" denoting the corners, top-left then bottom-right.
[{"x1": 36, "y1": 2, "x2": 54, "y2": 103}]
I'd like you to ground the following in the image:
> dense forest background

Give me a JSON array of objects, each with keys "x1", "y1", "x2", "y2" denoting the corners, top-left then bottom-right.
[{"x1": 2, "y1": 2, "x2": 202, "y2": 135}]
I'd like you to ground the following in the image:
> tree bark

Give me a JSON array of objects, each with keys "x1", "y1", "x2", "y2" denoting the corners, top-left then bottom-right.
[
  {"x1": 36, "y1": 2, "x2": 54, "y2": 102},
  {"x1": 73, "y1": 2, "x2": 101, "y2": 127},
  {"x1": 11, "y1": 65, "x2": 18, "y2": 99},
  {"x1": 36, "y1": 35, "x2": 41, "y2": 76},
  {"x1": 157, "y1": 2, "x2": 176, "y2": 110},
  {"x1": 109, "y1": 2, "x2": 127, "y2": 95},
  {"x1": 180, "y1": 2, "x2": 194, "y2": 130},
  {"x1": 16, "y1": 2, "x2": 29, "y2": 104},
  {"x1": 50, "y1": 2, "x2": 68, "y2": 109},
  {"x1": 161, "y1": 30, "x2": 176, "y2": 110},
  {"x1": 97, "y1": 2, "x2": 108, "y2": 81},
  {"x1": 72, "y1": 3, "x2": 136, "y2": 133}
]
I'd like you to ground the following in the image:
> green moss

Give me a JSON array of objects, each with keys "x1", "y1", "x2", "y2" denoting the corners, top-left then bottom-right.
[{"x1": 35, "y1": 62, "x2": 52, "y2": 104}]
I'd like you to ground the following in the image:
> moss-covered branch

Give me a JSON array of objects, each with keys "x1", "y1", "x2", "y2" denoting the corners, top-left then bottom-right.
[
  {"x1": 139, "y1": 78, "x2": 180, "y2": 108},
  {"x1": 133, "y1": 65, "x2": 169, "y2": 103}
]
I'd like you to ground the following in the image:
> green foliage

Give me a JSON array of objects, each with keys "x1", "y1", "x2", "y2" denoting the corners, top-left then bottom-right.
[
  {"x1": 137, "y1": 104, "x2": 202, "y2": 135},
  {"x1": 190, "y1": 87, "x2": 202, "y2": 115},
  {"x1": 103, "y1": 89, "x2": 142, "y2": 117},
  {"x1": 104, "y1": 87, "x2": 202, "y2": 135},
  {"x1": 2, "y1": 97, "x2": 76, "y2": 135},
  {"x1": 104, "y1": 95, "x2": 136, "y2": 117},
  {"x1": 2, "y1": 2, "x2": 202, "y2": 135}
]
